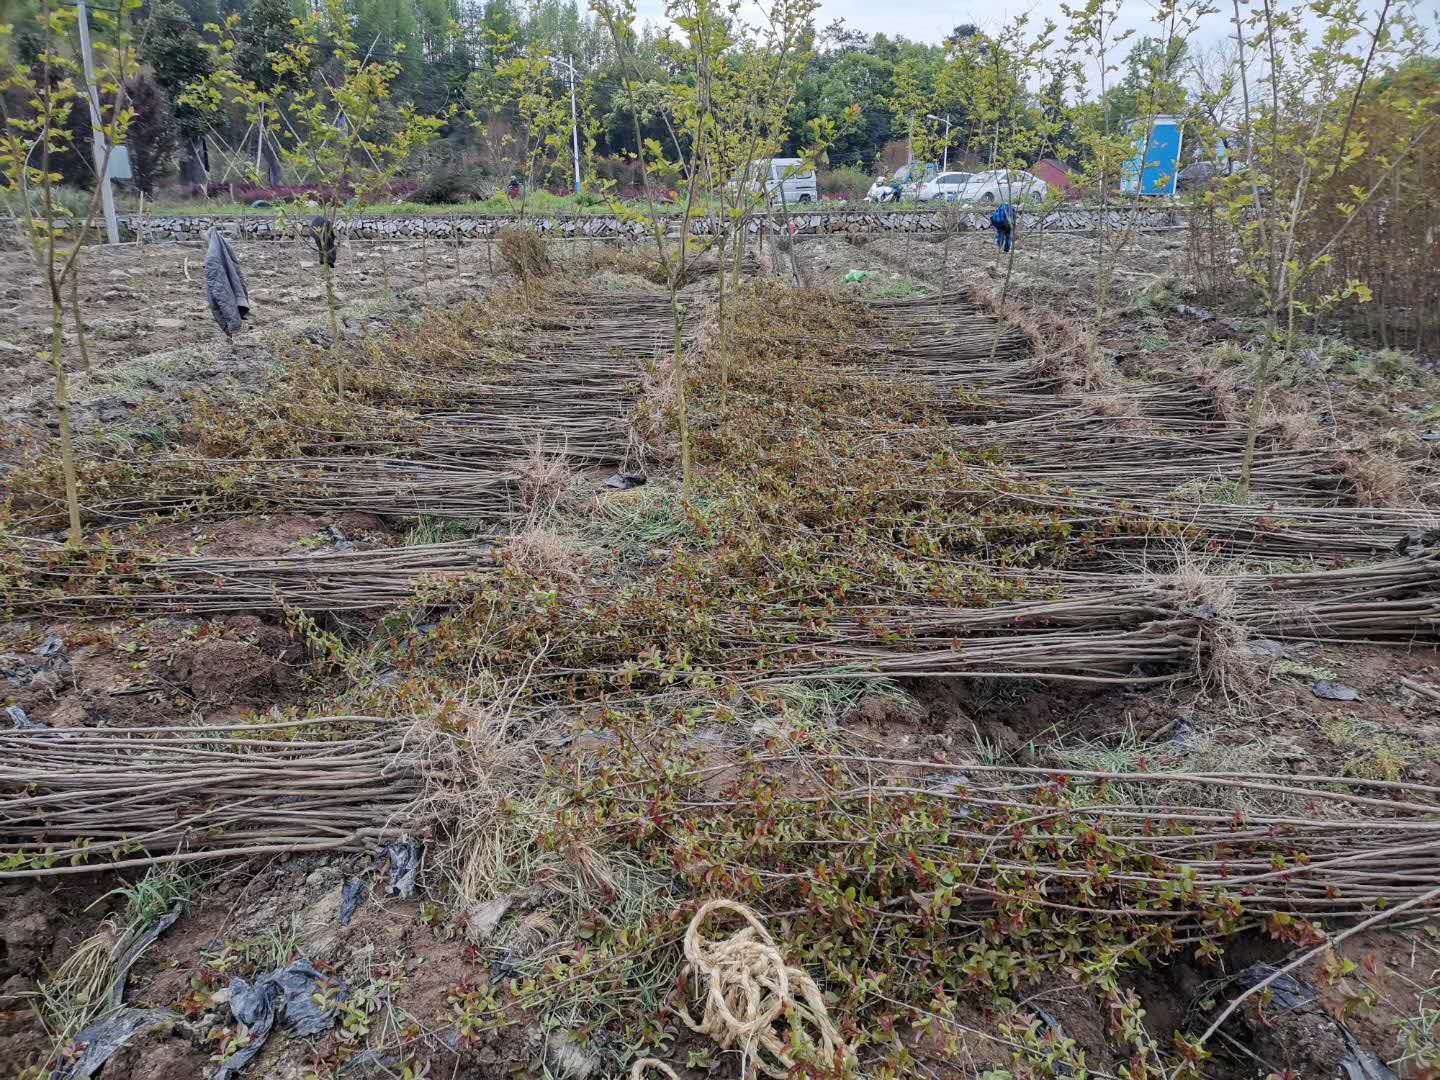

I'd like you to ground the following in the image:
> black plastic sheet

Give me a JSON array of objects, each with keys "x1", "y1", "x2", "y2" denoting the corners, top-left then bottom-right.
[
  {"x1": 385, "y1": 840, "x2": 422, "y2": 899},
  {"x1": 213, "y1": 960, "x2": 346, "y2": 1079},
  {"x1": 60, "y1": 1008, "x2": 182, "y2": 1080}
]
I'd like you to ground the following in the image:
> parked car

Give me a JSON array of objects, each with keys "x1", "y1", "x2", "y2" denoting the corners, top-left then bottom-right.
[
  {"x1": 956, "y1": 169, "x2": 1049, "y2": 204},
  {"x1": 915, "y1": 171, "x2": 975, "y2": 202},
  {"x1": 735, "y1": 158, "x2": 817, "y2": 204}
]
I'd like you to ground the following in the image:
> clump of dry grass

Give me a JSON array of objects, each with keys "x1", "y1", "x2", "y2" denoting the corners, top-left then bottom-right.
[
  {"x1": 498, "y1": 228, "x2": 554, "y2": 280},
  {"x1": 1092, "y1": 393, "x2": 1141, "y2": 418},
  {"x1": 581, "y1": 243, "x2": 747, "y2": 289},
  {"x1": 631, "y1": 352, "x2": 681, "y2": 462},
  {"x1": 581, "y1": 245, "x2": 672, "y2": 287},
  {"x1": 1261, "y1": 402, "x2": 1322, "y2": 448},
  {"x1": 398, "y1": 686, "x2": 672, "y2": 974},
  {"x1": 397, "y1": 683, "x2": 547, "y2": 905},
  {"x1": 1147, "y1": 548, "x2": 1258, "y2": 702},
  {"x1": 1337, "y1": 448, "x2": 1412, "y2": 507},
  {"x1": 1186, "y1": 359, "x2": 1244, "y2": 422},
  {"x1": 506, "y1": 526, "x2": 585, "y2": 581},
  {"x1": 514, "y1": 441, "x2": 583, "y2": 519},
  {"x1": 1087, "y1": 393, "x2": 1157, "y2": 434}
]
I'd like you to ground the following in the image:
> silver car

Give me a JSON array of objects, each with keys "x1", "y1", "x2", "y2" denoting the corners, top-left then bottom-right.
[
  {"x1": 955, "y1": 169, "x2": 1049, "y2": 204},
  {"x1": 915, "y1": 171, "x2": 975, "y2": 202}
]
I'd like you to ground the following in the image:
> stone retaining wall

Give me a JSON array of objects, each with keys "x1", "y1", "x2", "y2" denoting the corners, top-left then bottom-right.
[{"x1": 122, "y1": 206, "x2": 1184, "y2": 243}]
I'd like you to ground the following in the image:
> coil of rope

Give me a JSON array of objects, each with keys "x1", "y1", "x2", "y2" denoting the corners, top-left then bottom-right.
[{"x1": 631, "y1": 898, "x2": 850, "y2": 1079}]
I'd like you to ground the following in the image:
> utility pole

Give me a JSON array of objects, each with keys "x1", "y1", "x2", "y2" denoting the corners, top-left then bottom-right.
[{"x1": 77, "y1": 0, "x2": 120, "y2": 245}]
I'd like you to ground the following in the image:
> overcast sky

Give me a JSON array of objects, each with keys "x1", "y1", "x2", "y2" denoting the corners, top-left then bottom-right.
[
  {"x1": 627, "y1": 0, "x2": 1408, "y2": 61},
  {"x1": 629, "y1": 0, "x2": 1243, "y2": 50}
]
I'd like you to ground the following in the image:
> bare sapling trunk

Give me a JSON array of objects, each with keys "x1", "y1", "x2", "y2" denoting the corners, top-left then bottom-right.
[
  {"x1": 48, "y1": 289, "x2": 83, "y2": 546},
  {"x1": 776, "y1": 179, "x2": 802, "y2": 285},
  {"x1": 715, "y1": 216, "x2": 729, "y2": 392},
  {"x1": 988, "y1": 239, "x2": 1017, "y2": 362},
  {"x1": 670, "y1": 131, "x2": 706, "y2": 499},
  {"x1": 323, "y1": 256, "x2": 344, "y2": 395},
  {"x1": 726, "y1": 202, "x2": 748, "y2": 344},
  {"x1": 68, "y1": 266, "x2": 92, "y2": 373}
]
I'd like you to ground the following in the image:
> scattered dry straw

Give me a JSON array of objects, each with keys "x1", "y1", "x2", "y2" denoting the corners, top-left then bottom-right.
[
  {"x1": 514, "y1": 441, "x2": 583, "y2": 519},
  {"x1": 498, "y1": 228, "x2": 553, "y2": 280},
  {"x1": 1337, "y1": 448, "x2": 1412, "y2": 507}
]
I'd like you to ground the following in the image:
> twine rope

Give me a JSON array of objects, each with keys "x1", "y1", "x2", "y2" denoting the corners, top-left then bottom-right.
[{"x1": 673, "y1": 898, "x2": 848, "y2": 1079}]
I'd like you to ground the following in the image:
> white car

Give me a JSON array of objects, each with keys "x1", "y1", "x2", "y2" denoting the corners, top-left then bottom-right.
[
  {"x1": 955, "y1": 169, "x2": 1049, "y2": 204},
  {"x1": 915, "y1": 171, "x2": 975, "y2": 202}
]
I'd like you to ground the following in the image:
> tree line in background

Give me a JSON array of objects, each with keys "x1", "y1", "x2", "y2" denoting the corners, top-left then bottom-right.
[
  {"x1": 3, "y1": 0, "x2": 1437, "y2": 210},
  {"x1": 8, "y1": 0, "x2": 1428, "y2": 200}
]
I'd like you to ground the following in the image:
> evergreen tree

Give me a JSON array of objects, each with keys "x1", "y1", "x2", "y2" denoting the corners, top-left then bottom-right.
[
  {"x1": 123, "y1": 73, "x2": 178, "y2": 193},
  {"x1": 141, "y1": 0, "x2": 211, "y2": 182},
  {"x1": 235, "y1": 0, "x2": 301, "y2": 92}
]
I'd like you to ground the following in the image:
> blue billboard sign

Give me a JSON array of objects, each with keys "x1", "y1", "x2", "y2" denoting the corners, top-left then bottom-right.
[{"x1": 1121, "y1": 116, "x2": 1183, "y2": 197}]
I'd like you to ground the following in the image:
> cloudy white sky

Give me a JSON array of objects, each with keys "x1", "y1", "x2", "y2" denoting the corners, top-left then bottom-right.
[
  {"x1": 628, "y1": 0, "x2": 1409, "y2": 58},
  {"x1": 630, "y1": 0, "x2": 1242, "y2": 49}
]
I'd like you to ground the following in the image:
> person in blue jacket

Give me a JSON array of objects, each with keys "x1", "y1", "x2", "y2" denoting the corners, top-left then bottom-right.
[{"x1": 990, "y1": 202, "x2": 1016, "y2": 252}]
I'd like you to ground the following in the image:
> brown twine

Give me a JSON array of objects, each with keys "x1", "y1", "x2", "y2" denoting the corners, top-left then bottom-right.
[{"x1": 674, "y1": 899, "x2": 849, "y2": 1079}]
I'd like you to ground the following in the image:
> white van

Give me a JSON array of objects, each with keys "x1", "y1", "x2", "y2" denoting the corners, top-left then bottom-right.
[{"x1": 738, "y1": 158, "x2": 817, "y2": 205}]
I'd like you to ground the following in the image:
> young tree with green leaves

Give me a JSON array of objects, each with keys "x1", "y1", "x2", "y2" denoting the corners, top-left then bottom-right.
[
  {"x1": 887, "y1": 56, "x2": 938, "y2": 176},
  {"x1": 184, "y1": 0, "x2": 441, "y2": 388},
  {"x1": 943, "y1": 17, "x2": 1058, "y2": 361},
  {"x1": 1215, "y1": 0, "x2": 1434, "y2": 494},
  {"x1": 701, "y1": 0, "x2": 828, "y2": 365},
  {"x1": 1061, "y1": 0, "x2": 1134, "y2": 373},
  {"x1": 1064, "y1": 0, "x2": 1208, "y2": 379},
  {"x1": 477, "y1": 46, "x2": 580, "y2": 214},
  {"x1": 592, "y1": 0, "x2": 822, "y2": 497},
  {"x1": 1, "y1": 0, "x2": 139, "y2": 547}
]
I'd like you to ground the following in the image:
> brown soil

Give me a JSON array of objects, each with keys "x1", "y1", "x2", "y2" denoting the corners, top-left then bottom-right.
[
  {"x1": 136, "y1": 511, "x2": 392, "y2": 560},
  {"x1": 0, "y1": 236, "x2": 502, "y2": 446}
]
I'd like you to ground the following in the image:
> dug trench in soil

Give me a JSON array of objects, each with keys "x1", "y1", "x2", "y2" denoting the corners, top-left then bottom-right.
[{"x1": 2, "y1": 263, "x2": 1438, "y2": 1078}]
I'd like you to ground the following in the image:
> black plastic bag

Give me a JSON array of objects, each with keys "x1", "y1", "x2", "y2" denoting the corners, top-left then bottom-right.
[{"x1": 214, "y1": 960, "x2": 346, "y2": 1079}]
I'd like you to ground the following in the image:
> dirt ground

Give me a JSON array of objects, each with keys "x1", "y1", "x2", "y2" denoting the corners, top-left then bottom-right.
[
  {"x1": 3, "y1": 227, "x2": 1439, "y2": 1079},
  {"x1": 0, "y1": 233, "x2": 524, "y2": 446}
]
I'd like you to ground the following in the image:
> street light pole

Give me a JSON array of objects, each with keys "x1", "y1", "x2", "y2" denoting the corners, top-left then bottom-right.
[
  {"x1": 548, "y1": 55, "x2": 583, "y2": 196},
  {"x1": 77, "y1": 0, "x2": 119, "y2": 245},
  {"x1": 927, "y1": 113, "x2": 951, "y2": 172}
]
